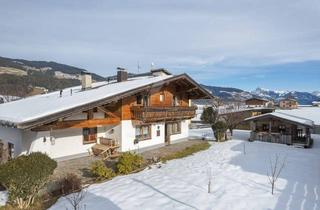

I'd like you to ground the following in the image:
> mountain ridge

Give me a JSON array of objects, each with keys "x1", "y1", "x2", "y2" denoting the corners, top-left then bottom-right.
[{"x1": 202, "y1": 85, "x2": 320, "y2": 105}]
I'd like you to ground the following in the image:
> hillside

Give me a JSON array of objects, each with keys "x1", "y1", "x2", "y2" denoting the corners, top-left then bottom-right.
[{"x1": 0, "y1": 56, "x2": 105, "y2": 98}]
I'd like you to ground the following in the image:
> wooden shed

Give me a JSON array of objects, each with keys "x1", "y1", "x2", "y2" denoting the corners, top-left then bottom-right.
[{"x1": 245, "y1": 112, "x2": 314, "y2": 147}]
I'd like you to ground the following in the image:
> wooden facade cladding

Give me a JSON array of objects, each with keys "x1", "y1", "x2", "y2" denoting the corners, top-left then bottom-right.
[
  {"x1": 120, "y1": 84, "x2": 192, "y2": 122},
  {"x1": 131, "y1": 106, "x2": 196, "y2": 123},
  {"x1": 245, "y1": 98, "x2": 268, "y2": 106},
  {"x1": 32, "y1": 102, "x2": 123, "y2": 131}
]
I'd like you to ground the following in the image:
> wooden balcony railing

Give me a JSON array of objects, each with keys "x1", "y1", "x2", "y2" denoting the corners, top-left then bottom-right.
[{"x1": 131, "y1": 106, "x2": 197, "y2": 122}]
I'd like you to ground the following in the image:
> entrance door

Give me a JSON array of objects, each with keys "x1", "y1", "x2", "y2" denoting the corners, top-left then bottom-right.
[{"x1": 165, "y1": 123, "x2": 171, "y2": 145}]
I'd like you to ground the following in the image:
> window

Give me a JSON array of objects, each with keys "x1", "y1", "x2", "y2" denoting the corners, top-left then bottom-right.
[
  {"x1": 297, "y1": 129, "x2": 303, "y2": 138},
  {"x1": 168, "y1": 122, "x2": 181, "y2": 135},
  {"x1": 172, "y1": 122, "x2": 181, "y2": 134},
  {"x1": 156, "y1": 126, "x2": 161, "y2": 136},
  {"x1": 160, "y1": 93, "x2": 165, "y2": 102},
  {"x1": 83, "y1": 127, "x2": 97, "y2": 144},
  {"x1": 172, "y1": 95, "x2": 180, "y2": 106},
  {"x1": 135, "y1": 125, "x2": 151, "y2": 140},
  {"x1": 279, "y1": 125, "x2": 286, "y2": 133},
  {"x1": 262, "y1": 124, "x2": 269, "y2": 131},
  {"x1": 136, "y1": 95, "x2": 142, "y2": 105}
]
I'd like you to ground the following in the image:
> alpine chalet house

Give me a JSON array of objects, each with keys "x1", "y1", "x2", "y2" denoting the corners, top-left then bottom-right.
[
  {"x1": 245, "y1": 97, "x2": 273, "y2": 108},
  {"x1": 0, "y1": 69, "x2": 214, "y2": 161},
  {"x1": 279, "y1": 98, "x2": 298, "y2": 109}
]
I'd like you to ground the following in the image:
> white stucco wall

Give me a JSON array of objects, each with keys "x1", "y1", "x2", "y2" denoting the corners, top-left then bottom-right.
[
  {"x1": 21, "y1": 125, "x2": 114, "y2": 159},
  {"x1": 120, "y1": 120, "x2": 166, "y2": 152},
  {"x1": 0, "y1": 126, "x2": 23, "y2": 158},
  {"x1": 13, "y1": 118, "x2": 189, "y2": 159},
  {"x1": 170, "y1": 120, "x2": 189, "y2": 142},
  {"x1": 103, "y1": 124, "x2": 121, "y2": 144}
]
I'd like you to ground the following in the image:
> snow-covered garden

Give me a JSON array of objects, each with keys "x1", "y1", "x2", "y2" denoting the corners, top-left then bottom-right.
[{"x1": 49, "y1": 129, "x2": 320, "y2": 210}]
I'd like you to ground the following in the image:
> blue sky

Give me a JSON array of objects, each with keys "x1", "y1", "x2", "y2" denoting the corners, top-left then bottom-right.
[{"x1": 0, "y1": 0, "x2": 320, "y2": 91}]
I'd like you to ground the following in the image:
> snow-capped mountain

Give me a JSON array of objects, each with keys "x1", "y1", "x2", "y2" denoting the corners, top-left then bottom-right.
[
  {"x1": 201, "y1": 85, "x2": 320, "y2": 105},
  {"x1": 313, "y1": 91, "x2": 320, "y2": 97},
  {"x1": 251, "y1": 87, "x2": 319, "y2": 104}
]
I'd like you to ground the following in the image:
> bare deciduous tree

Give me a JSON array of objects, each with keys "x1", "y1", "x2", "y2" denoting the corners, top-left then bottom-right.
[
  {"x1": 267, "y1": 154, "x2": 286, "y2": 195},
  {"x1": 221, "y1": 111, "x2": 244, "y2": 136},
  {"x1": 65, "y1": 189, "x2": 87, "y2": 210}
]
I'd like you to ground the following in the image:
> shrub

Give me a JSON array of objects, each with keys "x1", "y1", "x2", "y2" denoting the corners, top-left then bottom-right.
[
  {"x1": 0, "y1": 152, "x2": 57, "y2": 209},
  {"x1": 212, "y1": 121, "x2": 227, "y2": 142},
  {"x1": 58, "y1": 173, "x2": 82, "y2": 195},
  {"x1": 91, "y1": 160, "x2": 115, "y2": 180},
  {"x1": 116, "y1": 152, "x2": 144, "y2": 174},
  {"x1": 161, "y1": 142, "x2": 210, "y2": 162}
]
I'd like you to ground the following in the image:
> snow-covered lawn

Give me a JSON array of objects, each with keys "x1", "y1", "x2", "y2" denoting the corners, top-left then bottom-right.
[{"x1": 49, "y1": 130, "x2": 320, "y2": 210}]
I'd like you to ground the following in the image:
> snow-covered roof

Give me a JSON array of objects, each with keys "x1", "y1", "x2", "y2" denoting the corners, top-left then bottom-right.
[
  {"x1": 245, "y1": 112, "x2": 314, "y2": 127},
  {"x1": 0, "y1": 73, "x2": 214, "y2": 128},
  {"x1": 276, "y1": 107, "x2": 320, "y2": 125},
  {"x1": 0, "y1": 75, "x2": 172, "y2": 125},
  {"x1": 245, "y1": 97, "x2": 269, "y2": 102}
]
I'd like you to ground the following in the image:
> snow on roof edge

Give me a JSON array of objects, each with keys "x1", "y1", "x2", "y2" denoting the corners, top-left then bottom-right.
[{"x1": 245, "y1": 112, "x2": 314, "y2": 127}]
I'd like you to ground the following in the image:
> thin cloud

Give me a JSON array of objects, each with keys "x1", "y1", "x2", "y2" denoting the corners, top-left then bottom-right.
[{"x1": 0, "y1": 0, "x2": 319, "y2": 88}]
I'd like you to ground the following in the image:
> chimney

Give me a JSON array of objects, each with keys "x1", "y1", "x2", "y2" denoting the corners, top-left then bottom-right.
[
  {"x1": 81, "y1": 70, "x2": 92, "y2": 90},
  {"x1": 117, "y1": 67, "x2": 128, "y2": 82}
]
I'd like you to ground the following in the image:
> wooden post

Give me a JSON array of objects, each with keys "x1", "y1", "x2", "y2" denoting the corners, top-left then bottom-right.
[
  {"x1": 269, "y1": 120, "x2": 272, "y2": 134},
  {"x1": 269, "y1": 120, "x2": 272, "y2": 142},
  {"x1": 306, "y1": 127, "x2": 310, "y2": 146}
]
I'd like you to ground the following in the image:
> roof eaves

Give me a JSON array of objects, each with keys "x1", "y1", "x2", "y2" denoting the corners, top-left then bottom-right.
[{"x1": 16, "y1": 74, "x2": 213, "y2": 129}]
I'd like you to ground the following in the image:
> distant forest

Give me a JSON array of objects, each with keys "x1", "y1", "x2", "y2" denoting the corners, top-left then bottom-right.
[
  {"x1": 0, "y1": 56, "x2": 104, "y2": 97},
  {"x1": 0, "y1": 72, "x2": 80, "y2": 97}
]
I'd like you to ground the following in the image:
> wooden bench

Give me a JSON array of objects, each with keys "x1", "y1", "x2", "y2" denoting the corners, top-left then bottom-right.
[{"x1": 91, "y1": 137, "x2": 120, "y2": 160}]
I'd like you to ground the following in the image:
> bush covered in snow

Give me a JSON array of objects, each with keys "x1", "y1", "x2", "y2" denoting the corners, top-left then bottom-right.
[
  {"x1": 0, "y1": 152, "x2": 57, "y2": 209},
  {"x1": 116, "y1": 152, "x2": 144, "y2": 174},
  {"x1": 91, "y1": 160, "x2": 115, "y2": 180}
]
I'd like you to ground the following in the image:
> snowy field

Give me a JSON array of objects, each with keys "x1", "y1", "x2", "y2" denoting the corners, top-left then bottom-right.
[{"x1": 49, "y1": 129, "x2": 320, "y2": 210}]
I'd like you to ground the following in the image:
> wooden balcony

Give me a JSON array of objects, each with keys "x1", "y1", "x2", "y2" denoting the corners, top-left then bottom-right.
[{"x1": 131, "y1": 106, "x2": 197, "y2": 122}]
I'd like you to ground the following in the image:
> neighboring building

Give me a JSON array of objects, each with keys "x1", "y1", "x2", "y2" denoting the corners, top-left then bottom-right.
[
  {"x1": 0, "y1": 69, "x2": 213, "y2": 161},
  {"x1": 275, "y1": 107, "x2": 320, "y2": 134},
  {"x1": 245, "y1": 98, "x2": 273, "y2": 108},
  {"x1": 245, "y1": 112, "x2": 314, "y2": 147},
  {"x1": 312, "y1": 101, "x2": 320, "y2": 107},
  {"x1": 279, "y1": 98, "x2": 298, "y2": 109}
]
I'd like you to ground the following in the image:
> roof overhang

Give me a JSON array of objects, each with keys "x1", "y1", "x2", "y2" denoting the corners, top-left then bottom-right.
[
  {"x1": 10, "y1": 74, "x2": 215, "y2": 130},
  {"x1": 245, "y1": 113, "x2": 314, "y2": 128}
]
